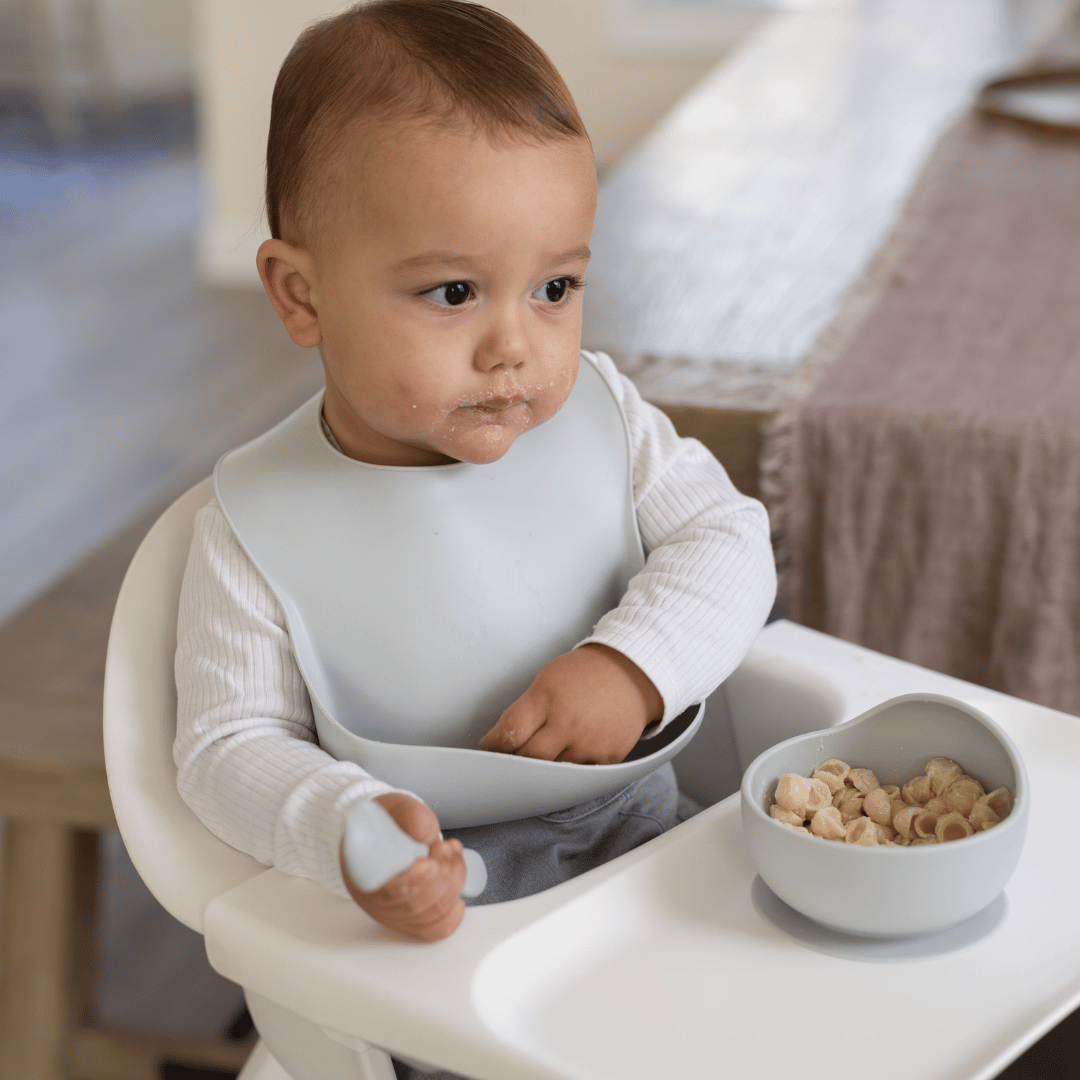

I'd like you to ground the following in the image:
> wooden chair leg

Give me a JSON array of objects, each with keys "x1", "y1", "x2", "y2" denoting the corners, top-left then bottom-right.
[
  {"x1": 0, "y1": 820, "x2": 75, "y2": 1080},
  {"x1": 70, "y1": 829, "x2": 100, "y2": 1027},
  {"x1": 1, "y1": 820, "x2": 255, "y2": 1080}
]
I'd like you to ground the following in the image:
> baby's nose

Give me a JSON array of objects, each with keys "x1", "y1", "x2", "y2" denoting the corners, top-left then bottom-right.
[{"x1": 475, "y1": 312, "x2": 528, "y2": 370}]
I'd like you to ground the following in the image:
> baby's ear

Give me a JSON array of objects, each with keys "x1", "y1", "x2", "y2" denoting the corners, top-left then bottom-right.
[{"x1": 257, "y1": 238, "x2": 322, "y2": 348}]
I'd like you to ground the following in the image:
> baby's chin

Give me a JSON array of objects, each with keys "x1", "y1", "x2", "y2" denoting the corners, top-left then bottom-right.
[
  {"x1": 445, "y1": 425, "x2": 525, "y2": 465},
  {"x1": 440, "y1": 419, "x2": 537, "y2": 465},
  {"x1": 440, "y1": 400, "x2": 551, "y2": 464}
]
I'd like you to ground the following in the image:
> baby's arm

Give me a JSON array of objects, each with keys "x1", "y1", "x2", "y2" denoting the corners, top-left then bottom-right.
[
  {"x1": 175, "y1": 502, "x2": 464, "y2": 936},
  {"x1": 480, "y1": 351, "x2": 776, "y2": 763}
]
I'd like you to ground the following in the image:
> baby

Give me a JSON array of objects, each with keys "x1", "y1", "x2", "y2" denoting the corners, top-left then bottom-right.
[{"x1": 176, "y1": 0, "x2": 773, "y2": 981}]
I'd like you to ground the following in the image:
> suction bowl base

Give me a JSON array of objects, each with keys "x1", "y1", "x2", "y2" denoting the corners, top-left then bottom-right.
[{"x1": 750, "y1": 876, "x2": 1008, "y2": 963}]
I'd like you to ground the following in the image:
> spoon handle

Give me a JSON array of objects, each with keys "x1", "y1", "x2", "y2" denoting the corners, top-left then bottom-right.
[{"x1": 344, "y1": 798, "x2": 487, "y2": 897}]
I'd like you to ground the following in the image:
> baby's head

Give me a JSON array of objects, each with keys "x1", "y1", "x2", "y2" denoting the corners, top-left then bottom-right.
[{"x1": 258, "y1": 0, "x2": 597, "y2": 468}]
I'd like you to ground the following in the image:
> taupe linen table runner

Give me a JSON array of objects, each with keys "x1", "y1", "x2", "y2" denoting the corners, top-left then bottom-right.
[{"x1": 777, "y1": 111, "x2": 1080, "y2": 713}]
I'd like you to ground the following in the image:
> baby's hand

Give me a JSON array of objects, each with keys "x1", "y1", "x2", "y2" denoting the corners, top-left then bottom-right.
[
  {"x1": 478, "y1": 644, "x2": 663, "y2": 764},
  {"x1": 340, "y1": 793, "x2": 466, "y2": 941}
]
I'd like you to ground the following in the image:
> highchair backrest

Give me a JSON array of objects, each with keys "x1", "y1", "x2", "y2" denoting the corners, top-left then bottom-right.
[{"x1": 103, "y1": 477, "x2": 264, "y2": 934}]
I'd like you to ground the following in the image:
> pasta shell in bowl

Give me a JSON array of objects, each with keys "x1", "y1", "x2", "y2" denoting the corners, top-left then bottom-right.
[{"x1": 741, "y1": 694, "x2": 1028, "y2": 938}]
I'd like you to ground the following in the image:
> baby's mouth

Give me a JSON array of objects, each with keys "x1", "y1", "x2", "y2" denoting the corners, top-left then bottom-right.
[{"x1": 456, "y1": 396, "x2": 531, "y2": 416}]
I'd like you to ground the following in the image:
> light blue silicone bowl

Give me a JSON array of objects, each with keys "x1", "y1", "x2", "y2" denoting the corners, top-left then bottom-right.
[{"x1": 741, "y1": 694, "x2": 1029, "y2": 938}]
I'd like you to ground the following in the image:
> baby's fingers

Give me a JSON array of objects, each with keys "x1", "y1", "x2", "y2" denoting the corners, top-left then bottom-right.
[
  {"x1": 512, "y1": 724, "x2": 571, "y2": 762},
  {"x1": 478, "y1": 693, "x2": 546, "y2": 754},
  {"x1": 374, "y1": 792, "x2": 440, "y2": 846},
  {"x1": 429, "y1": 838, "x2": 468, "y2": 897},
  {"x1": 378, "y1": 840, "x2": 464, "y2": 905},
  {"x1": 375, "y1": 842, "x2": 466, "y2": 941}
]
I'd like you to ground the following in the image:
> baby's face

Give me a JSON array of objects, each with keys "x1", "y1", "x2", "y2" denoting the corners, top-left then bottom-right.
[{"x1": 310, "y1": 123, "x2": 597, "y2": 466}]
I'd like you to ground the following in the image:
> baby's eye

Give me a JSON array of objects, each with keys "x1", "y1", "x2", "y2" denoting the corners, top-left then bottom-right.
[
  {"x1": 422, "y1": 281, "x2": 472, "y2": 307},
  {"x1": 532, "y1": 277, "x2": 574, "y2": 304}
]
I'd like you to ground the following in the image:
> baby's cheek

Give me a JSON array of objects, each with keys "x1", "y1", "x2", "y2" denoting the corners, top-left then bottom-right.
[{"x1": 552, "y1": 361, "x2": 580, "y2": 408}]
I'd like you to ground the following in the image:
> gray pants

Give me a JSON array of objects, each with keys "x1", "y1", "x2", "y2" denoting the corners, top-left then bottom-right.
[{"x1": 393, "y1": 763, "x2": 695, "y2": 1080}]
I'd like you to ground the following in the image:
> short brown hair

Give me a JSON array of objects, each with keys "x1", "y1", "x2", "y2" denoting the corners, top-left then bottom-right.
[{"x1": 266, "y1": 0, "x2": 589, "y2": 242}]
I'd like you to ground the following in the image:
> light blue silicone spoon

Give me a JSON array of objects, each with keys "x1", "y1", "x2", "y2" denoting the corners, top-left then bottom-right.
[{"x1": 343, "y1": 799, "x2": 488, "y2": 898}]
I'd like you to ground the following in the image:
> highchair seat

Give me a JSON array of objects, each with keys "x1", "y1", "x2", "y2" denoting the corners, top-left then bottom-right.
[
  {"x1": 105, "y1": 478, "x2": 1080, "y2": 1080},
  {"x1": 104, "y1": 477, "x2": 264, "y2": 934}
]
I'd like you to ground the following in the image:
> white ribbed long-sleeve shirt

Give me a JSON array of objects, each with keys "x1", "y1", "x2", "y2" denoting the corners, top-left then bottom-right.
[{"x1": 174, "y1": 352, "x2": 775, "y2": 898}]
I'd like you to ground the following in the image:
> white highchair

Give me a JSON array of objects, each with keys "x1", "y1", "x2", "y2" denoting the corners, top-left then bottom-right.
[{"x1": 104, "y1": 479, "x2": 1080, "y2": 1080}]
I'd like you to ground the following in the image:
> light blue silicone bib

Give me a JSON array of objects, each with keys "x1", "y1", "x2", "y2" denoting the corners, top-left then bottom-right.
[{"x1": 215, "y1": 354, "x2": 703, "y2": 826}]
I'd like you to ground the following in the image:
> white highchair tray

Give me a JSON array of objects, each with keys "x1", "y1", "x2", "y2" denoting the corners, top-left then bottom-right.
[{"x1": 203, "y1": 625, "x2": 1080, "y2": 1080}]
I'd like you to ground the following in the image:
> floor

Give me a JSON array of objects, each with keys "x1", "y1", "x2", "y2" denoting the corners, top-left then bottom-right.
[{"x1": 0, "y1": 92, "x2": 1076, "y2": 1080}]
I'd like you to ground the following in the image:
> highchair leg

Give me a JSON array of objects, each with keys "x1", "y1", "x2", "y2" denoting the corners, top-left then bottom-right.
[
  {"x1": 243, "y1": 989, "x2": 396, "y2": 1080},
  {"x1": 237, "y1": 1041, "x2": 292, "y2": 1079},
  {"x1": 356, "y1": 1043, "x2": 397, "y2": 1080},
  {"x1": 238, "y1": 1037, "x2": 390, "y2": 1080}
]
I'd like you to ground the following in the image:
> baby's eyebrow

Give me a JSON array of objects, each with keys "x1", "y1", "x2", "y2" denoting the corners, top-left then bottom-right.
[
  {"x1": 393, "y1": 245, "x2": 591, "y2": 272},
  {"x1": 547, "y1": 245, "x2": 592, "y2": 264},
  {"x1": 393, "y1": 252, "x2": 476, "y2": 272}
]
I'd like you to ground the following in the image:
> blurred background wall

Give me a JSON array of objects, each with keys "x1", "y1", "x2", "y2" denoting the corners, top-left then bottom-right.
[
  {"x1": 193, "y1": 0, "x2": 762, "y2": 285},
  {"x1": 0, "y1": 0, "x2": 193, "y2": 128}
]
